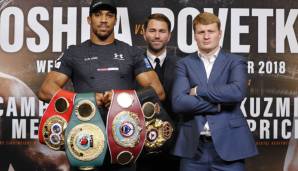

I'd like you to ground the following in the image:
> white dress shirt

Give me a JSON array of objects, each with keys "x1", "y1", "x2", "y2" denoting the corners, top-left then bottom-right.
[
  {"x1": 146, "y1": 50, "x2": 167, "y2": 68},
  {"x1": 198, "y1": 47, "x2": 220, "y2": 136}
]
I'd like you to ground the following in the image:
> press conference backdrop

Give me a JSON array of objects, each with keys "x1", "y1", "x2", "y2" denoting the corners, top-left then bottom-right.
[{"x1": 0, "y1": 0, "x2": 297, "y2": 170}]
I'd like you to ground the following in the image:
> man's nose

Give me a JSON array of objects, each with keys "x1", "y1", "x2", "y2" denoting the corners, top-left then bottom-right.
[
  {"x1": 154, "y1": 32, "x2": 160, "y2": 38},
  {"x1": 204, "y1": 33, "x2": 210, "y2": 39},
  {"x1": 100, "y1": 15, "x2": 108, "y2": 22}
]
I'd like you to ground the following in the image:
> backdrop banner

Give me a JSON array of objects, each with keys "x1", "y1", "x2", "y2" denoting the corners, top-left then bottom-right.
[{"x1": 0, "y1": 0, "x2": 297, "y2": 170}]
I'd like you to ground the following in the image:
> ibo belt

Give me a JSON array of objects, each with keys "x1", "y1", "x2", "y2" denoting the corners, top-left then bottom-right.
[
  {"x1": 107, "y1": 90, "x2": 145, "y2": 165},
  {"x1": 65, "y1": 93, "x2": 107, "y2": 170},
  {"x1": 38, "y1": 89, "x2": 75, "y2": 150}
]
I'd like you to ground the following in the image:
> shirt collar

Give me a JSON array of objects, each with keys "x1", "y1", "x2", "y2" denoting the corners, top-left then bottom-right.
[
  {"x1": 147, "y1": 49, "x2": 167, "y2": 66},
  {"x1": 197, "y1": 47, "x2": 220, "y2": 63}
]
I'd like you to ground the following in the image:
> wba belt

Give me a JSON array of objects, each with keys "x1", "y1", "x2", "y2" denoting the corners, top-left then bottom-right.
[
  {"x1": 107, "y1": 90, "x2": 145, "y2": 165},
  {"x1": 137, "y1": 87, "x2": 174, "y2": 153},
  {"x1": 38, "y1": 89, "x2": 75, "y2": 150},
  {"x1": 65, "y1": 93, "x2": 107, "y2": 170}
]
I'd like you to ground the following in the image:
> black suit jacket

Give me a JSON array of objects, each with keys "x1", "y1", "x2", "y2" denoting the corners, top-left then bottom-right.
[
  {"x1": 146, "y1": 54, "x2": 180, "y2": 121},
  {"x1": 160, "y1": 55, "x2": 180, "y2": 119}
]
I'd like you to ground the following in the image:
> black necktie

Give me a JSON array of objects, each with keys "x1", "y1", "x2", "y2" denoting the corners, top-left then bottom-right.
[{"x1": 154, "y1": 58, "x2": 163, "y2": 81}]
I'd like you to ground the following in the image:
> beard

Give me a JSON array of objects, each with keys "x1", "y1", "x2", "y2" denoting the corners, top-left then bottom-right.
[
  {"x1": 148, "y1": 42, "x2": 166, "y2": 54},
  {"x1": 94, "y1": 28, "x2": 114, "y2": 41}
]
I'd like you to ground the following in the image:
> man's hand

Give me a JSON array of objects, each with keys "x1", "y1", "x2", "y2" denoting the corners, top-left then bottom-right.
[
  {"x1": 189, "y1": 86, "x2": 197, "y2": 96},
  {"x1": 103, "y1": 90, "x2": 113, "y2": 108},
  {"x1": 96, "y1": 93, "x2": 105, "y2": 106}
]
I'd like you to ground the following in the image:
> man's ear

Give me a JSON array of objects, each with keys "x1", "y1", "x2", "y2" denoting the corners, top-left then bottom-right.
[
  {"x1": 113, "y1": 16, "x2": 117, "y2": 26},
  {"x1": 143, "y1": 30, "x2": 147, "y2": 42},
  {"x1": 87, "y1": 16, "x2": 91, "y2": 25},
  {"x1": 194, "y1": 30, "x2": 198, "y2": 42},
  {"x1": 167, "y1": 32, "x2": 172, "y2": 42}
]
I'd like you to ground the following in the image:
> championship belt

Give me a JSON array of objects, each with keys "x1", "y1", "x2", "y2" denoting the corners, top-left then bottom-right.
[
  {"x1": 107, "y1": 90, "x2": 145, "y2": 165},
  {"x1": 137, "y1": 88, "x2": 174, "y2": 153},
  {"x1": 38, "y1": 89, "x2": 75, "y2": 150},
  {"x1": 65, "y1": 93, "x2": 107, "y2": 170}
]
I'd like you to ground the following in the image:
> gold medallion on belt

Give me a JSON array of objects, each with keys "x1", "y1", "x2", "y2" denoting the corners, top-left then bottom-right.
[
  {"x1": 112, "y1": 111, "x2": 142, "y2": 148},
  {"x1": 43, "y1": 115, "x2": 67, "y2": 150},
  {"x1": 67, "y1": 123, "x2": 105, "y2": 161},
  {"x1": 145, "y1": 119, "x2": 173, "y2": 149}
]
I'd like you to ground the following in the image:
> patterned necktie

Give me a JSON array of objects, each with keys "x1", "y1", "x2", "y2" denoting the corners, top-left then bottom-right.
[{"x1": 154, "y1": 58, "x2": 163, "y2": 82}]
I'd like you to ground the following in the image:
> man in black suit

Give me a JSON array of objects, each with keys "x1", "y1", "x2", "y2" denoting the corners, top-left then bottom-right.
[
  {"x1": 137, "y1": 13, "x2": 179, "y2": 171},
  {"x1": 143, "y1": 13, "x2": 179, "y2": 120}
]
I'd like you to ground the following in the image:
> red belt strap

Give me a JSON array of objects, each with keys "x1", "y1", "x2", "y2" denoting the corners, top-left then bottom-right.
[{"x1": 106, "y1": 90, "x2": 145, "y2": 165}]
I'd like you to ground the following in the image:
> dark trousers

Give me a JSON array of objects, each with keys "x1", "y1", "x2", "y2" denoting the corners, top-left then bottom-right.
[
  {"x1": 137, "y1": 152, "x2": 180, "y2": 171},
  {"x1": 180, "y1": 136, "x2": 245, "y2": 171}
]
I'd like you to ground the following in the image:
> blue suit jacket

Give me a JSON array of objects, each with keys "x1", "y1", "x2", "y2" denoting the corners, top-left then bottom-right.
[{"x1": 171, "y1": 50, "x2": 258, "y2": 161}]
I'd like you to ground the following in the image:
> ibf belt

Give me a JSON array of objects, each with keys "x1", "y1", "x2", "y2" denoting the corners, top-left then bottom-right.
[
  {"x1": 137, "y1": 87, "x2": 175, "y2": 153},
  {"x1": 107, "y1": 90, "x2": 145, "y2": 165},
  {"x1": 38, "y1": 89, "x2": 75, "y2": 150},
  {"x1": 65, "y1": 93, "x2": 107, "y2": 170}
]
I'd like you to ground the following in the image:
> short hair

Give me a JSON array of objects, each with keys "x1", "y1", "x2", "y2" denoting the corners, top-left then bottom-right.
[
  {"x1": 193, "y1": 12, "x2": 221, "y2": 31},
  {"x1": 144, "y1": 13, "x2": 171, "y2": 32}
]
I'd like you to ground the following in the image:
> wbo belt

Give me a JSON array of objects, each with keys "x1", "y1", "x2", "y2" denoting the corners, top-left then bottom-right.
[
  {"x1": 65, "y1": 93, "x2": 107, "y2": 171},
  {"x1": 107, "y1": 90, "x2": 146, "y2": 165},
  {"x1": 137, "y1": 88, "x2": 174, "y2": 154},
  {"x1": 38, "y1": 89, "x2": 75, "y2": 150}
]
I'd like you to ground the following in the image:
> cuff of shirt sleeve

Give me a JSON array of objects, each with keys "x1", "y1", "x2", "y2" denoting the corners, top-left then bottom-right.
[{"x1": 194, "y1": 86, "x2": 198, "y2": 96}]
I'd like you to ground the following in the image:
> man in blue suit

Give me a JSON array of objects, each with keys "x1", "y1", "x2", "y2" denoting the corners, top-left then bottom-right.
[{"x1": 171, "y1": 12, "x2": 258, "y2": 171}]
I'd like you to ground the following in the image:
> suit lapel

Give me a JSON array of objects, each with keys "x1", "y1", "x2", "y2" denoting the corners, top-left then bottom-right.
[
  {"x1": 146, "y1": 52, "x2": 167, "y2": 85},
  {"x1": 163, "y1": 56, "x2": 176, "y2": 90},
  {"x1": 162, "y1": 57, "x2": 169, "y2": 88},
  {"x1": 191, "y1": 53, "x2": 208, "y2": 85},
  {"x1": 208, "y1": 49, "x2": 228, "y2": 83},
  {"x1": 162, "y1": 56, "x2": 169, "y2": 75}
]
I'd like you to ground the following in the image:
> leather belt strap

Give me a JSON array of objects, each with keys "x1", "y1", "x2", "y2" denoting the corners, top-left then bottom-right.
[
  {"x1": 107, "y1": 90, "x2": 145, "y2": 165},
  {"x1": 38, "y1": 89, "x2": 75, "y2": 150},
  {"x1": 65, "y1": 93, "x2": 107, "y2": 170}
]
